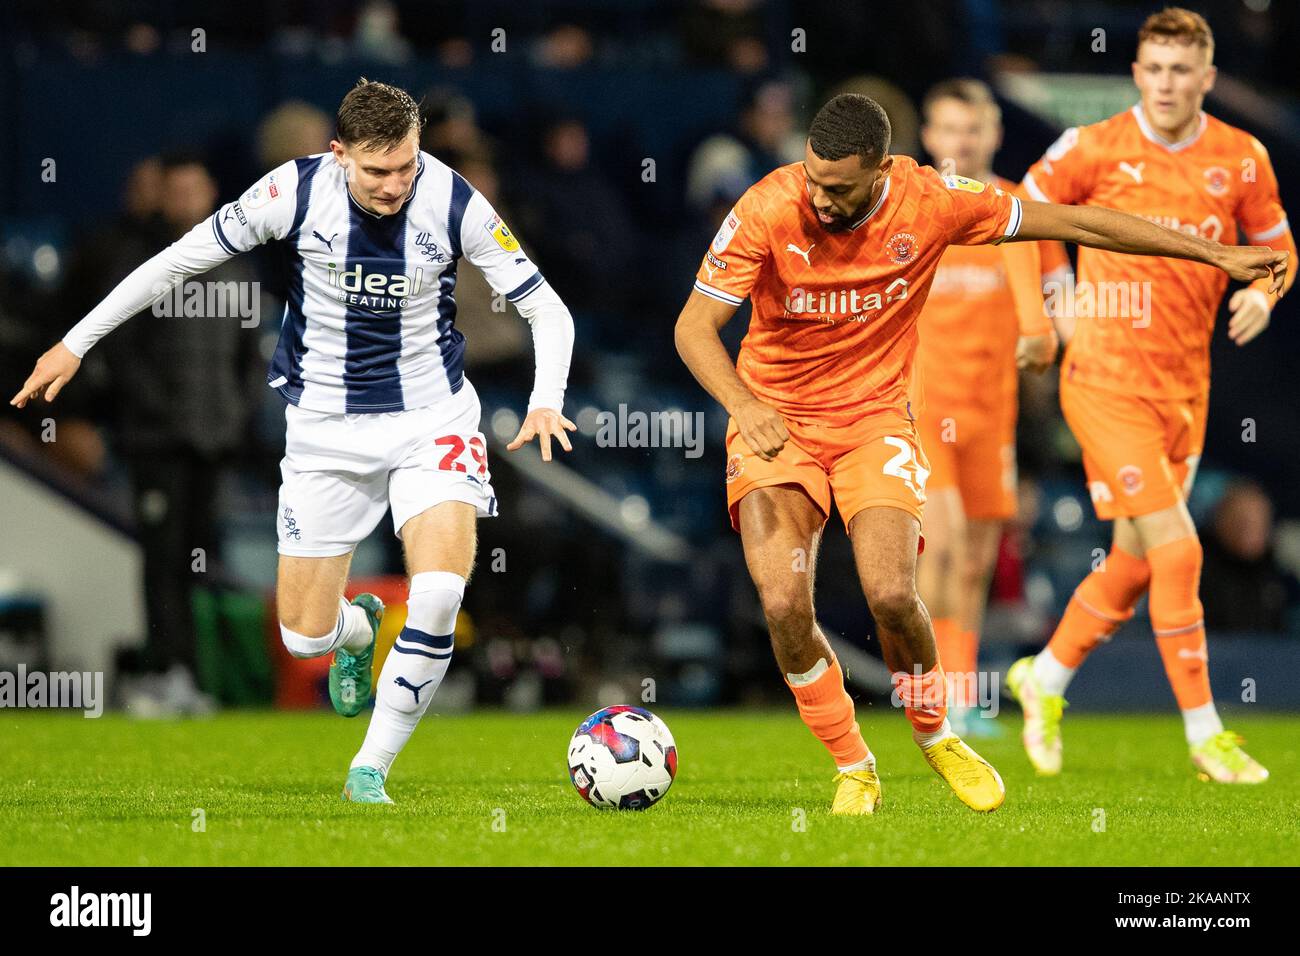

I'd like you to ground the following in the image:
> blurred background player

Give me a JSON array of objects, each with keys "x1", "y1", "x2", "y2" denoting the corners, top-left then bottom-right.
[
  {"x1": 915, "y1": 78, "x2": 1066, "y2": 737},
  {"x1": 674, "y1": 91, "x2": 1282, "y2": 817},
  {"x1": 105, "y1": 152, "x2": 263, "y2": 717},
  {"x1": 11, "y1": 79, "x2": 578, "y2": 802},
  {"x1": 1007, "y1": 8, "x2": 1296, "y2": 783}
]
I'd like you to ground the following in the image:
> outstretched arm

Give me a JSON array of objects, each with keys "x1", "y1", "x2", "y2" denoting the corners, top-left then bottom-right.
[
  {"x1": 10, "y1": 230, "x2": 237, "y2": 408},
  {"x1": 11, "y1": 161, "x2": 300, "y2": 408},
  {"x1": 1011, "y1": 201, "x2": 1289, "y2": 292}
]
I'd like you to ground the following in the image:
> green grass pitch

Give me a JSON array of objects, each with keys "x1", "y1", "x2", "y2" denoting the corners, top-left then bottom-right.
[{"x1": 1, "y1": 709, "x2": 1296, "y2": 866}]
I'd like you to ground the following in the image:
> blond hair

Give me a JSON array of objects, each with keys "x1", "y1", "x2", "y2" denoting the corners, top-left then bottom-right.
[{"x1": 1138, "y1": 7, "x2": 1214, "y2": 63}]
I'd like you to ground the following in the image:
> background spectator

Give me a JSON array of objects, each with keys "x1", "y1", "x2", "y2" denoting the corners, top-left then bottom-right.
[{"x1": 1202, "y1": 481, "x2": 1300, "y2": 634}]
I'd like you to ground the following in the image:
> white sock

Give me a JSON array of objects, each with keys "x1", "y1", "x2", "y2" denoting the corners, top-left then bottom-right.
[
  {"x1": 1182, "y1": 701, "x2": 1224, "y2": 746},
  {"x1": 351, "y1": 571, "x2": 464, "y2": 774},
  {"x1": 279, "y1": 601, "x2": 374, "y2": 659},
  {"x1": 913, "y1": 718, "x2": 954, "y2": 749},
  {"x1": 338, "y1": 598, "x2": 374, "y2": 653},
  {"x1": 1032, "y1": 648, "x2": 1075, "y2": 697},
  {"x1": 837, "y1": 752, "x2": 876, "y2": 774},
  {"x1": 280, "y1": 609, "x2": 346, "y2": 659}
]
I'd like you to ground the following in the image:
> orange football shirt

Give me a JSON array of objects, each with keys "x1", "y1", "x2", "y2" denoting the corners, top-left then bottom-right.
[
  {"x1": 1023, "y1": 105, "x2": 1291, "y2": 399},
  {"x1": 694, "y1": 156, "x2": 1023, "y2": 425},
  {"x1": 916, "y1": 176, "x2": 1068, "y2": 422}
]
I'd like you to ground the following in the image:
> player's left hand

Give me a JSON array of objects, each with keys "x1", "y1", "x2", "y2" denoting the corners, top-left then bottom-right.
[
  {"x1": 1215, "y1": 245, "x2": 1288, "y2": 293},
  {"x1": 1226, "y1": 288, "x2": 1273, "y2": 346},
  {"x1": 506, "y1": 407, "x2": 576, "y2": 462},
  {"x1": 1016, "y1": 331, "x2": 1059, "y2": 373}
]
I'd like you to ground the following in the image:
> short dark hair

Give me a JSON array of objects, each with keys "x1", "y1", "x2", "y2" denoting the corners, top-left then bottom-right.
[
  {"x1": 336, "y1": 78, "x2": 423, "y2": 151},
  {"x1": 808, "y1": 93, "x2": 891, "y2": 166}
]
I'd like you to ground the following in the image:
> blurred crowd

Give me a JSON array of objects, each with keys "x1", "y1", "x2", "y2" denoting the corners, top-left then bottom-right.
[
  {"x1": 9, "y1": 0, "x2": 1298, "y2": 93},
  {"x1": 1, "y1": 0, "x2": 1298, "y2": 712}
]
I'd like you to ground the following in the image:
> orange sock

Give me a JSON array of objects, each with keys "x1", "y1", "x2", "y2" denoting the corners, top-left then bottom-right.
[
  {"x1": 952, "y1": 629, "x2": 979, "y2": 708},
  {"x1": 932, "y1": 617, "x2": 963, "y2": 704},
  {"x1": 932, "y1": 617, "x2": 962, "y2": 670},
  {"x1": 891, "y1": 664, "x2": 947, "y2": 734},
  {"x1": 1147, "y1": 536, "x2": 1212, "y2": 710},
  {"x1": 1047, "y1": 546, "x2": 1150, "y2": 668},
  {"x1": 786, "y1": 657, "x2": 870, "y2": 769}
]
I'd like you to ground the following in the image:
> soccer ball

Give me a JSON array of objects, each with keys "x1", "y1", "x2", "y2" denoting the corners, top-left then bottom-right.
[{"x1": 567, "y1": 705, "x2": 677, "y2": 810}]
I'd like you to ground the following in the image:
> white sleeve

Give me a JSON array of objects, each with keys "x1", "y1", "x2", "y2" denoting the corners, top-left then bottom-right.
[
  {"x1": 459, "y1": 190, "x2": 547, "y2": 304},
  {"x1": 457, "y1": 187, "x2": 570, "y2": 411},
  {"x1": 512, "y1": 281, "x2": 575, "y2": 413},
  {"x1": 61, "y1": 161, "x2": 300, "y2": 357}
]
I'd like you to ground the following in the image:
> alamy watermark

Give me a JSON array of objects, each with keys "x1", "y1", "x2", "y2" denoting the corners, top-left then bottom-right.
[
  {"x1": 151, "y1": 280, "x2": 260, "y2": 327},
  {"x1": 50, "y1": 886, "x2": 151, "y2": 936},
  {"x1": 889, "y1": 666, "x2": 1000, "y2": 717},
  {"x1": 1043, "y1": 276, "x2": 1152, "y2": 328},
  {"x1": 0, "y1": 665, "x2": 103, "y2": 717},
  {"x1": 595, "y1": 404, "x2": 704, "y2": 459}
]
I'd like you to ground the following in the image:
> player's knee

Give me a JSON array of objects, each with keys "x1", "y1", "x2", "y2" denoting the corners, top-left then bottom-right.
[
  {"x1": 862, "y1": 579, "x2": 918, "y2": 630},
  {"x1": 279, "y1": 604, "x2": 332, "y2": 636},
  {"x1": 404, "y1": 571, "x2": 466, "y2": 633},
  {"x1": 756, "y1": 586, "x2": 814, "y2": 637},
  {"x1": 405, "y1": 581, "x2": 464, "y2": 628},
  {"x1": 1148, "y1": 532, "x2": 1203, "y2": 578}
]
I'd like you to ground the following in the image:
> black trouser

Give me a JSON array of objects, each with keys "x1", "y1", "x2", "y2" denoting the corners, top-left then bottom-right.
[{"x1": 125, "y1": 448, "x2": 221, "y2": 675}]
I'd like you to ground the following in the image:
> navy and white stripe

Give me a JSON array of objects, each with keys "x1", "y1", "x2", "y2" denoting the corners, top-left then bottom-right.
[
  {"x1": 392, "y1": 627, "x2": 454, "y2": 660},
  {"x1": 340, "y1": 178, "x2": 415, "y2": 412},
  {"x1": 212, "y1": 216, "x2": 238, "y2": 256},
  {"x1": 268, "y1": 155, "x2": 325, "y2": 402},
  {"x1": 1003, "y1": 195, "x2": 1023, "y2": 239},
  {"x1": 693, "y1": 279, "x2": 744, "y2": 306},
  {"x1": 506, "y1": 270, "x2": 545, "y2": 302}
]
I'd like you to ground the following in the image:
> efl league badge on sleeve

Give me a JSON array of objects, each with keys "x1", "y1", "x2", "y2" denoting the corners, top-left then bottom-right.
[
  {"x1": 244, "y1": 173, "x2": 280, "y2": 210},
  {"x1": 942, "y1": 174, "x2": 986, "y2": 194},
  {"x1": 486, "y1": 214, "x2": 520, "y2": 252},
  {"x1": 712, "y1": 208, "x2": 741, "y2": 254}
]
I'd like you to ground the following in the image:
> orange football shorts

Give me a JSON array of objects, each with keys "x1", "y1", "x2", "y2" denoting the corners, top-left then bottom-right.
[
  {"x1": 725, "y1": 407, "x2": 930, "y2": 537},
  {"x1": 1060, "y1": 376, "x2": 1206, "y2": 521},
  {"x1": 916, "y1": 406, "x2": 1017, "y2": 521}
]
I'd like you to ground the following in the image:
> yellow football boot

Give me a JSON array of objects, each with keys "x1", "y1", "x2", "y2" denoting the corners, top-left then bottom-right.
[
  {"x1": 921, "y1": 736, "x2": 1006, "y2": 812},
  {"x1": 831, "y1": 768, "x2": 883, "y2": 815},
  {"x1": 1006, "y1": 655, "x2": 1066, "y2": 775},
  {"x1": 1190, "y1": 731, "x2": 1269, "y2": 784}
]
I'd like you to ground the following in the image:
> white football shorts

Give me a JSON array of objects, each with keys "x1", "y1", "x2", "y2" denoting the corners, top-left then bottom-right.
[{"x1": 276, "y1": 382, "x2": 498, "y2": 557}]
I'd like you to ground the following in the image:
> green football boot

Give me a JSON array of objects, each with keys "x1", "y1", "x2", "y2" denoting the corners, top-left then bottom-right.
[
  {"x1": 342, "y1": 766, "x2": 394, "y2": 804},
  {"x1": 329, "y1": 593, "x2": 384, "y2": 717}
]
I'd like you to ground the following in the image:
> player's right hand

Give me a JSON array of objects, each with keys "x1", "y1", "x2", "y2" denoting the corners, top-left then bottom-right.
[
  {"x1": 10, "y1": 341, "x2": 81, "y2": 409},
  {"x1": 733, "y1": 398, "x2": 788, "y2": 461}
]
